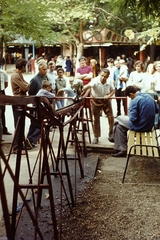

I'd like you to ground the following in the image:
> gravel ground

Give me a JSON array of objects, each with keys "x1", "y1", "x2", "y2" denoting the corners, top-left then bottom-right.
[
  {"x1": 61, "y1": 154, "x2": 160, "y2": 240},
  {"x1": 1, "y1": 152, "x2": 160, "y2": 240}
]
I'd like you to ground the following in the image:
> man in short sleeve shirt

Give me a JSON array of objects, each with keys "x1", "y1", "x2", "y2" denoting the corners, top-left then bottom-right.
[
  {"x1": 76, "y1": 56, "x2": 93, "y2": 85},
  {"x1": 83, "y1": 68, "x2": 115, "y2": 144}
]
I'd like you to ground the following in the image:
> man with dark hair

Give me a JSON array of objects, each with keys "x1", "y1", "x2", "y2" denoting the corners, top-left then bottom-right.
[
  {"x1": 113, "y1": 59, "x2": 129, "y2": 117},
  {"x1": 106, "y1": 58, "x2": 116, "y2": 79},
  {"x1": 83, "y1": 68, "x2": 115, "y2": 144},
  {"x1": 11, "y1": 58, "x2": 29, "y2": 153},
  {"x1": 75, "y1": 56, "x2": 93, "y2": 85},
  {"x1": 110, "y1": 85, "x2": 158, "y2": 157},
  {"x1": 55, "y1": 68, "x2": 66, "y2": 109}
]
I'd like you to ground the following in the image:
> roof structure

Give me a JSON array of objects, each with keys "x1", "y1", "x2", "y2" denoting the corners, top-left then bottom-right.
[{"x1": 83, "y1": 28, "x2": 146, "y2": 46}]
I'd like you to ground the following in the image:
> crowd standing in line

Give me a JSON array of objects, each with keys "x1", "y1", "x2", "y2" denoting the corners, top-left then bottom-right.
[{"x1": 6, "y1": 52, "x2": 160, "y2": 153}]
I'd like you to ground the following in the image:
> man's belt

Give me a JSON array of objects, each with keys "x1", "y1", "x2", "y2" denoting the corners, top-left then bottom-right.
[{"x1": 91, "y1": 98, "x2": 105, "y2": 107}]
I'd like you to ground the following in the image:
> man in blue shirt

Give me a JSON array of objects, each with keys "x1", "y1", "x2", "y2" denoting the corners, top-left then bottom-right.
[
  {"x1": 113, "y1": 59, "x2": 129, "y2": 117},
  {"x1": 110, "y1": 85, "x2": 158, "y2": 157}
]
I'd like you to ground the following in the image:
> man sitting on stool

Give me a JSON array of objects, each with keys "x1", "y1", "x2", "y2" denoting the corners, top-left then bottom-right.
[{"x1": 109, "y1": 85, "x2": 158, "y2": 157}]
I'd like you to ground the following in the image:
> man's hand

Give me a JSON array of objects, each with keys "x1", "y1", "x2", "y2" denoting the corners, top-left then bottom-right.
[{"x1": 104, "y1": 94, "x2": 111, "y2": 99}]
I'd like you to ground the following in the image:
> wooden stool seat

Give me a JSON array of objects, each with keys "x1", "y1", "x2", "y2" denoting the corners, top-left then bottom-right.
[{"x1": 122, "y1": 129, "x2": 160, "y2": 183}]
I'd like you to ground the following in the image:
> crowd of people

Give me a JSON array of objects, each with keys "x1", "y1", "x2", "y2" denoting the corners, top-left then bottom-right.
[{"x1": 0, "y1": 53, "x2": 160, "y2": 157}]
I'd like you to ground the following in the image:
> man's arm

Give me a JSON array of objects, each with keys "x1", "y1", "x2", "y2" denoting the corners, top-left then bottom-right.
[
  {"x1": 104, "y1": 90, "x2": 115, "y2": 99},
  {"x1": 75, "y1": 72, "x2": 88, "y2": 79},
  {"x1": 119, "y1": 76, "x2": 129, "y2": 83},
  {"x1": 83, "y1": 71, "x2": 93, "y2": 80},
  {"x1": 75, "y1": 67, "x2": 93, "y2": 80},
  {"x1": 82, "y1": 83, "x2": 91, "y2": 92},
  {"x1": 129, "y1": 101, "x2": 138, "y2": 122}
]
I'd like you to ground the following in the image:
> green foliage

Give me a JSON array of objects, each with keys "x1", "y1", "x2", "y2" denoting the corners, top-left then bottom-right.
[
  {"x1": 0, "y1": 0, "x2": 159, "y2": 55},
  {"x1": 119, "y1": 0, "x2": 160, "y2": 17},
  {"x1": 0, "y1": 0, "x2": 55, "y2": 45},
  {"x1": 110, "y1": 0, "x2": 160, "y2": 44}
]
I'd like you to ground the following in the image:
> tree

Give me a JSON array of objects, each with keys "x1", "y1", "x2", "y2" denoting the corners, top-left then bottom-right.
[
  {"x1": 111, "y1": 0, "x2": 160, "y2": 60},
  {"x1": 0, "y1": 0, "x2": 55, "y2": 59},
  {"x1": 114, "y1": 0, "x2": 160, "y2": 17},
  {"x1": 44, "y1": 0, "x2": 126, "y2": 67}
]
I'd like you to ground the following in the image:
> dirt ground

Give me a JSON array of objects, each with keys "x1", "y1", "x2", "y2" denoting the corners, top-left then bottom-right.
[
  {"x1": 1, "y1": 151, "x2": 160, "y2": 239},
  {"x1": 61, "y1": 154, "x2": 160, "y2": 240}
]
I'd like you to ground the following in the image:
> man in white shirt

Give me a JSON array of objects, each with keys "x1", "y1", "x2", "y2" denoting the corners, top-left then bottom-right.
[
  {"x1": 83, "y1": 68, "x2": 115, "y2": 144},
  {"x1": 0, "y1": 69, "x2": 12, "y2": 136},
  {"x1": 47, "y1": 61, "x2": 56, "y2": 90},
  {"x1": 47, "y1": 61, "x2": 56, "y2": 109}
]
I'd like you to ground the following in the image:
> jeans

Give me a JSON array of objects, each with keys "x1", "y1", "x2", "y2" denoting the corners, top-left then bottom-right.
[
  {"x1": 12, "y1": 106, "x2": 24, "y2": 150},
  {"x1": 27, "y1": 111, "x2": 40, "y2": 145},
  {"x1": 56, "y1": 99, "x2": 65, "y2": 109}
]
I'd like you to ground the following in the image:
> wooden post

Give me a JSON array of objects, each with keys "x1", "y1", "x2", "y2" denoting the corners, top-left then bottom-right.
[{"x1": 99, "y1": 47, "x2": 105, "y2": 68}]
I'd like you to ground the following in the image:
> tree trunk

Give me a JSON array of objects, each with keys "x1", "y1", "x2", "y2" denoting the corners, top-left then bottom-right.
[
  {"x1": 0, "y1": 36, "x2": 3, "y2": 66},
  {"x1": 150, "y1": 43, "x2": 155, "y2": 62},
  {"x1": 75, "y1": 41, "x2": 84, "y2": 71}
]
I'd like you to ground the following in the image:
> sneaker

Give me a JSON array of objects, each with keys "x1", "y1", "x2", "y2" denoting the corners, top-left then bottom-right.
[
  {"x1": 31, "y1": 142, "x2": 37, "y2": 147},
  {"x1": 92, "y1": 138, "x2": 99, "y2": 144},
  {"x1": 3, "y1": 131, "x2": 12, "y2": 135}
]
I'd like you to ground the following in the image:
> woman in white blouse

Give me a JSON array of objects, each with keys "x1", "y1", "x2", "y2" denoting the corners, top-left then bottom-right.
[{"x1": 128, "y1": 60, "x2": 144, "y2": 90}]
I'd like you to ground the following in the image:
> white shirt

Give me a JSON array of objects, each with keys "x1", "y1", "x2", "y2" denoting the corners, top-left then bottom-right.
[
  {"x1": 88, "y1": 76, "x2": 114, "y2": 98},
  {"x1": 128, "y1": 71, "x2": 144, "y2": 89},
  {"x1": 47, "y1": 70, "x2": 56, "y2": 90},
  {"x1": 0, "y1": 70, "x2": 8, "y2": 91},
  {"x1": 36, "y1": 89, "x2": 55, "y2": 98},
  {"x1": 154, "y1": 71, "x2": 160, "y2": 91},
  {"x1": 107, "y1": 66, "x2": 117, "y2": 79},
  {"x1": 141, "y1": 73, "x2": 155, "y2": 93}
]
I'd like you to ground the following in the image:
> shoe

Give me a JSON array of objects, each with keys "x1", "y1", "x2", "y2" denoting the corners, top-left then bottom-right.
[
  {"x1": 25, "y1": 138, "x2": 33, "y2": 149},
  {"x1": 92, "y1": 138, "x2": 99, "y2": 144},
  {"x1": 26, "y1": 138, "x2": 37, "y2": 148},
  {"x1": 3, "y1": 131, "x2": 12, "y2": 135},
  {"x1": 31, "y1": 142, "x2": 37, "y2": 147},
  {"x1": 111, "y1": 151, "x2": 127, "y2": 157},
  {"x1": 108, "y1": 137, "x2": 114, "y2": 143}
]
